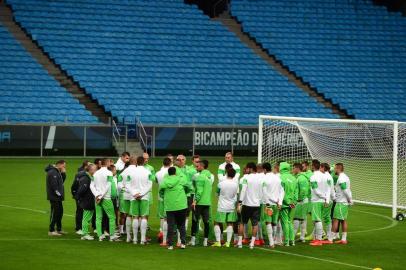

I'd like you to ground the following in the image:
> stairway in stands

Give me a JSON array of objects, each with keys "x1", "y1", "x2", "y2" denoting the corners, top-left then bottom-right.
[
  {"x1": 214, "y1": 10, "x2": 353, "y2": 119},
  {"x1": 0, "y1": 0, "x2": 111, "y2": 123}
]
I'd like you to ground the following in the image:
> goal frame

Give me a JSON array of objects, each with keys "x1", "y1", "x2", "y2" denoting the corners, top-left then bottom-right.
[{"x1": 258, "y1": 115, "x2": 399, "y2": 218}]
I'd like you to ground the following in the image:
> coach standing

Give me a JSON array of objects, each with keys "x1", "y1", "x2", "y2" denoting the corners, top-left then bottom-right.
[{"x1": 46, "y1": 160, "x2": 67, "y2": 236}]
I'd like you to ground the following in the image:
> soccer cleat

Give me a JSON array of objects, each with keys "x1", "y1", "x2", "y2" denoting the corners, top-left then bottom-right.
[
  {"x1": 188, "y1": 240, "x2": 195, "y2": 246},
  {"x1": 176, "y1": 242, "x2": 181, "y2": 247},
  {"x1": 48, "y1": 231, "x2": 62, "y2": 236},
  {"x1": 180, "y1": 244, "x2": 186, "y2": 249},
  {"x1": 57, "y1": 231, "x2": 68, "y2": 235},
  {"x1": 237, "y1": 244, "x2": 243, "y2": 249},
  {"x1": 211, "y1": 242, "x2": 221, "y2": 247},
  {"x1": 167, "y1": 246, "x2": 174, "y2": 250},
  {"x1": 76, "y1": 230, "x2": 83, "y2": 235},
  {"x1": 290, "y1": 241, "x2": 295, "y2": 246},
  {"x1": 126, "y1": 236, "x2": 132, "y2": 243},
  {"x1": 249, "y1": 244, "x2": 254, "y2": 250},
  {"x1": 133, "y1": 239, "x2": 138, "y2": 245},
  {"x1": 242, "y1": 238, "x2": 250, "y2": 245},
  {"x1": 304, "y1": 234, "x2": 314, "y2": 241},
  {"x1": 254, "y1": 239, "x2": 263, "y2": 246},
  {"x1": 233, "y1": 240, "x2": 238, "y2": 246},
  {"x1": 140, "y1": 241, "x2": 146, "y2": 245},
  {"x1": 299, "y1": 238, "x2": 306, "y2": 243},
  {"x1": 309, "y1": 240, "x2": 323, "y2": 246},
  {"x1": 160, "y1": 242, "x2": 167, "y2": 247},
  {"x1": 110, "y1": 235, "x2": 121, "y2": 242},
  {"x1": 99, "y1": 235, "x2": 106, "y2": 242},
  {"x1": 81, "y1": 235, "x2": 94, "y2": 241},
  {"x1": 334, "y1": 240, "x2": 348, "y2": 245},
  {"x1": 321, "y1": 240, "x2": 333, "y2": 244},
  {"x1": 284, "y1": 242, "x2": 290, "y2": 247},
  {"x1": 268, "y1": 245, "x2": 275, "y2": 249},
  {"x1": 223, "y1": 242, "x2": 230, "y2": 248},
  {"x1": 157, "y1": 231, "x2": 163, "y2": 242}
]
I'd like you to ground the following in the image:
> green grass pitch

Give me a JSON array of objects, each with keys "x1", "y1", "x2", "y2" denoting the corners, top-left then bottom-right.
[{"x1": 0, "y1": 157, "x2": 405, "y2": 270}]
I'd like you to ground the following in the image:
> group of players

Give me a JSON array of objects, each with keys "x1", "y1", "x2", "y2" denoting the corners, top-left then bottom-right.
[{"x1": 70, "y1": 152, "x2": 352, "y2": 250}]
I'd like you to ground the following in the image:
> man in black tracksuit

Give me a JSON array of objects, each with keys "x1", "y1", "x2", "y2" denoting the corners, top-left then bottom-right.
[
  {"x1": 76, "y1": 164, "x2": 97, "y2": 240},
  {"x1": 46, "y1": 160, "x2": 66, "y2": 236},
  {"x1": 71, "y1": 160, "x2": 90, "y2": 234}
]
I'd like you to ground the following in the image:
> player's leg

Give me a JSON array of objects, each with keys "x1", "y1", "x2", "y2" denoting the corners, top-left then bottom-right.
[
  {"x1": 280, "y1": 207, "x2": 292, "y2": 246},
  {"x1": 95, "y1": 202, "x2": 104, "y2": 240},
  {"x1": 139, "y1": 200, "x2": 150, "y2": 245},
  {"x1": 190, "y1": 205, "x2": 201, "y2": 246},
  {"x1": 202, "y1": 206, "x2": 210, "y2": 247},
  {"x1": 333, "y1": 203, "x2": 348, "y2": 244},
  {"x1": 213, "y1": 211, "x2": 225, "y2": 246},
  {"x1": 310, "y1": 202, "x2": 323, "y2": 245},
  {"x1": 130, "y1": 200, "x2": 140, "y2": 244},
  {"x1": 249, "y1": 207, "x2": 260, "y2": 249},
  {"x1": 237, "y1": 205, "x2": 249, "y2": 248},
  {"x1": 166, "y1": 211, "x2": 175, "y2": 249},
  {"x1": 101, "y1": 199, "x2": 118, "y2": 241},
  {"x1": 81, "y1": 210, "x2": 94, "y2": 240},
  {"x1": 225, "y1": 212, "x2": 237, "y2": 247},
  {"x1": 175, "y1": 209, "x2": 187, "y2": 248},
  {"x1": 263, "y1": 205, "x2": 275, "y2": 248}
]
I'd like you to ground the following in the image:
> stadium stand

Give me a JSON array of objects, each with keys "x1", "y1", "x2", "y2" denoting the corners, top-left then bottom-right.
[
  {"x1": 6, "y1": 0, "x2": 338, "y2": 125},
  {"x1": 0, "y1": 25, "x2": 99, "y2": 123},
  {"x1": 231, "y1": 0, "x2": 406, "y2": 121}
]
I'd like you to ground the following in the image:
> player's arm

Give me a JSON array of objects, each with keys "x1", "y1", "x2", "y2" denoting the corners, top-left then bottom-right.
[
  {"x1": 90, "y1": 179, "x2": 101, "y2": 198},
  {"x1": 140, "y1": 174, "x2": 153, "y2": 198},
  {"x1": 194, "y1": 175, "x2": 205, "y2": 203},
  {"x1": 217, "y1": 166, "x2": 224, "y2": 181},
  {"x1": 310, "y1": 178, "x2": 326, "y2": 200},
  {"x1": 340, "y1": 179, "x2": 352, "y2": 203},
  {"x1": 238, "y1": 178, "x2": 248, "y2": 203}
]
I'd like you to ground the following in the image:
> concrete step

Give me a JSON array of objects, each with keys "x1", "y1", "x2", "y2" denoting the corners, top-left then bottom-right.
[{"x1": 113, "y1": 141, "x2": 144, "y2": 156}]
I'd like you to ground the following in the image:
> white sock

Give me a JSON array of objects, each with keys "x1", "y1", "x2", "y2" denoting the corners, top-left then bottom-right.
[
  {"x1": 315, "y1": 222, "x2": 323, "y2": 240},
  {"x1": 327, "y1": 223, "x2": 332, "y2": 241},
  {"x1": 159, "y1": 219, "x2": 163, "y2": 232},
  {"x1": 293, "y1": 220, "x2": 300, "y2": 235},
  {"x1": 276, "y1": 222, "x2": 283, "y2": 243},
  {"x1": 266, "y1": 224, "x2": 274, "y2": 246},
  {"x1": 237, "y1": 235, "x2": 242, "y2": 246},
  {"x1": 185, "y1": 218, "x2": 189, "y2": 232},
  {"x1": 342, "y1": 232, "x2": 347, "y2": 241},
  {"x1": 162, "y1": 220, "x2": 168, "y2": 244},
  {"x1": 190, "y1": 236, "x2": 196, "y2": 245},
  {"x1": 140, "y1": 219, "x2": 147, "y2": 243},
  {"x1": 119, "y1": 225, "x2": 124, "y2": 234},
  {"x1": 203, "y1": 238, "x2": 208, "y2": 246},
  {"x1": 250, "y1": 236, "x2": 256, "y2": 246},
  {"x1": 234, "y1": 233, "x2": 238, "y2": 241},
  {"x1": 300, "y1": 220, "x2": 307, "y2": 239},
  {"x1": 132, "y1": 218, "x2": 139, "y2": 242},
  {"x1": 226, "y1": 226, "x2": 233, "y2": 243},
  {"x1": 126, "y1": 217, "x2": 132, "y2": 239},
  {"x1": 258, "y1": 223, "x2": 263, "y2": 239},
  {"x1": 272, "y1": 225, "x2": 277, "y2": 240},
  {"x1": 177, "y1": 231, "x2": 181, "y2": 245},
  {"x1": 214, "y1": 225, "x2": 221, "y2": 243}
]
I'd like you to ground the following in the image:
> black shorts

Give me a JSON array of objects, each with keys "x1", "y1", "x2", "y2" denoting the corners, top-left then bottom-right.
[
  {"x1": 241, "y1": 205, "x2": 260, "y2": 226},
  {"x1": 111, "y1": 198, "x2": 119, "y2": 211}
]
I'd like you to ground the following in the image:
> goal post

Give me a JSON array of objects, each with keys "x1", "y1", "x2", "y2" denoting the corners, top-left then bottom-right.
[{"x1": 258, "y1": 115, "x2": 406, "y2": 219}]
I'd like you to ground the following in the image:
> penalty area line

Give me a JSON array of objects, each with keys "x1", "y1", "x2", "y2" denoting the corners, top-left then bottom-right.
[{"x1": 257, "y1": 247, "x2": 373, "y2": 270}]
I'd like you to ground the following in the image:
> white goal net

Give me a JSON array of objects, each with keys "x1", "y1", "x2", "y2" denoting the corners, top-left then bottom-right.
[{"x1": 258, "y1": 115, "x2": 406, "y2": 218}]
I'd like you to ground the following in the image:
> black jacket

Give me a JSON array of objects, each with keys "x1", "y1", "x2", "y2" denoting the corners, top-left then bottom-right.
[
  {"x1": 76, "y1": 171, "x2": 95, "y2": 210},
  {"x1": 71, "y1": 169, "x2": 85, "y2": 199},
  {"x1": 45, "y1": 165, "x2": 66, "y2": 201}
]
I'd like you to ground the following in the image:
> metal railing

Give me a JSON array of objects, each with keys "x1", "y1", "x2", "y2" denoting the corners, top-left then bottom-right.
[
  {"x1": 136, "y1": 117, "x2": 152, "y2": 155},
  {"x1": 112, "y1": 120, "x2": 128, "y2": 152}
]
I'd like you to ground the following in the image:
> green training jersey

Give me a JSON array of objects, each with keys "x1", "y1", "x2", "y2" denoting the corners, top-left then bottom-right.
[
  {"x1": 159, "y1": 175, "x2": 190, "y2": 211},
  {"x1": 195, "y1": 169, "x2": 213, "y2": 206},
  {"x1": 296, "y1": 172, "x2": 310, "y2": 202},
  {"x1": 279, "y1": 162, "x2": 298, "y2": 207}
]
